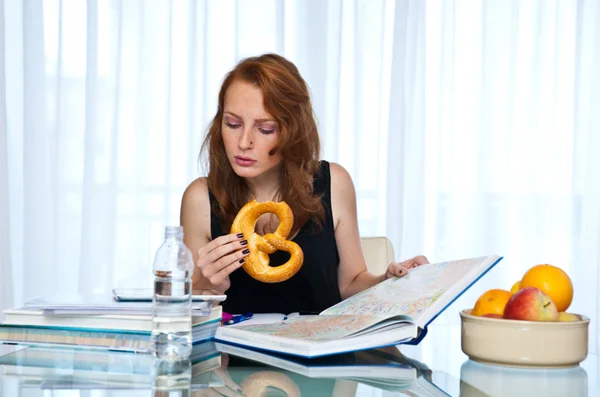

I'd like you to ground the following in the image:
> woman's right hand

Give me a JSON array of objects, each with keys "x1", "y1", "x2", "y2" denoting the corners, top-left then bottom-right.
[{"x1": 195, "y1": 233, "x2": 250, "y2": 293}]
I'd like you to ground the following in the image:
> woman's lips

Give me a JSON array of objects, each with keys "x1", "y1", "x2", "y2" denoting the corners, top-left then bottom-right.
[{"x1": 235, "y1": 156, "x2": 256, "y2": 167}]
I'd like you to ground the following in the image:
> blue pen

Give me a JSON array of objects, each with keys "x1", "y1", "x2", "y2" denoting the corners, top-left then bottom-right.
[{"x1": 226, "y1": 312, "x2": 253, "y2": 325}]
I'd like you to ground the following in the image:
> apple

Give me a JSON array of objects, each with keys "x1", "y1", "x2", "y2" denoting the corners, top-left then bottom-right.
[
  {"x1": 503, "y1": 287, "x2": 559, "y2": 321},
  {"x1": 558, "y1": 312, "x2": 580, "y2": 322},
  {"x1": 482, "y1": 313, "x2": 503, "y2": 319}
]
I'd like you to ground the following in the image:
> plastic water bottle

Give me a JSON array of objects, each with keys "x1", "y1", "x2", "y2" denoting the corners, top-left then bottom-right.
[{"x1": 151, "y1": 226, "x2": 194, "y2": 360}]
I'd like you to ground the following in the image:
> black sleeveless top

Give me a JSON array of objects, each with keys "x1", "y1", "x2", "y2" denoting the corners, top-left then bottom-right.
[{"x1": 208, "y1": 160, "x2": 342, "y2": 314}]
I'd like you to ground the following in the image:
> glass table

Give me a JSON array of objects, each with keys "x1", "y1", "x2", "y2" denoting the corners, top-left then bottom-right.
[{"x1": 0, "y1": 324, "x2": 596, "y2": 396}]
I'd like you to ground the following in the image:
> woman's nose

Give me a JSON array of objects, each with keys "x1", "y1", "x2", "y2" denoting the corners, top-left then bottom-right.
[{"x1": 238, "y1": 128, "x2": 253, "y2": 150}]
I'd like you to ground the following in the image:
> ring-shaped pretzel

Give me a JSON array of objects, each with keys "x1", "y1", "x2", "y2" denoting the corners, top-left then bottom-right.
[{"x1": 230, "y1": 200, "x2": 304, "y2": 283}]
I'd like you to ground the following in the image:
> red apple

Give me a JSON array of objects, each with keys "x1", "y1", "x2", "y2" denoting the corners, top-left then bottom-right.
[{"x1": 503, "y1": 287, "x2": 559, "y2": 321}]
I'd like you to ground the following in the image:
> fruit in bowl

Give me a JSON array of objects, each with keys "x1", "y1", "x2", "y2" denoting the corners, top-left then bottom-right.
[
  {"x1": 520, "y1": 264, "x2": 573, "y2": 312},
  {"x1": 482, "y1": 313, "x2": 503, "y2": 318},
  {"x1": 503, "y1": 287, "x2": 559, "y2": 321},
  {"x1": 510, "y1": 281, "x2": 521, "y2": 294},
  {"x1": 471, "y1": 289, "x2": 513, "y2": 317},
  {"x1": 470, "y1": 263, "x2": 582, "y2": 323},
  {"x1": 558, "y1": 312, "x2": 580, "y2": 322}
]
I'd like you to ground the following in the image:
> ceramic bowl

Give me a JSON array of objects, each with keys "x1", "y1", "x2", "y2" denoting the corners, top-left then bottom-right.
[{"x1": 460, "y1": 309, "x2": 590, "y2": 368}]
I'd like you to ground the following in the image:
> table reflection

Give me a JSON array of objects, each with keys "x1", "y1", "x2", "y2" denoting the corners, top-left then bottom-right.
[
  {"x1": 218, "y1": 343, "x2": 447, "y2": 397},
  {"x1": 0, "y1": 341, "x2": 449, "y2": 396},
  {"x1": 0, "y1": 340, "x2": 594, "y2": 396},
  {"x1": 459, "y1": 359, "x2": 588, "y2": 397}
]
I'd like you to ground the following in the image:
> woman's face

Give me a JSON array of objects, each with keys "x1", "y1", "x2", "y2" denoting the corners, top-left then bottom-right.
[{"x1": 221, "y1": 80, "x2": 283, "y2": 181}]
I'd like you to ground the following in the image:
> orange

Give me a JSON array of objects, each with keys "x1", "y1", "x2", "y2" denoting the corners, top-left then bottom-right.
[
  {"x1": 520, "y1": 264, "x2": 573, "y2": 312},
  {"x1": 472, "y1": 289, "x2": 513, "y2": 317},
  {"x1": 510, "y1": 281, "x2": 521, "y2": 294}
]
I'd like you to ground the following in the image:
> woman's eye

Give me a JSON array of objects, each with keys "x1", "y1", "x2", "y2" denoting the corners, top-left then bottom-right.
[
  {"x1": 258, "y1": 128, "x2": 275, "y2": 135},
  {"x1": 225, "y1": 122, "x2": 241, "y2": 129}
]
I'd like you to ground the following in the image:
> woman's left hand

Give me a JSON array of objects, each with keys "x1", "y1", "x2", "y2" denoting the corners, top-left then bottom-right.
[{"x1": 384, "y1": 255, "x2": 430, "y2": 280}]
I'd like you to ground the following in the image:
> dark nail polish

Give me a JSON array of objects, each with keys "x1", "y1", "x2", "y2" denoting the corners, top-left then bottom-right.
[
  {"x1": 239, "y1": 258, "x2": 245, "y2": 264},
  {"x1": 240, "y1": 239, "x2": 248, "y2": 245},
  {"x1": 237, "y1": 233, "x2": 244, "y2": 238},
  {"x1": 242, "y1": 248, "x2": 250, "y2": 255},
  {"x1": 237, "y1": 389, "x2": 244, "y2": 394}
]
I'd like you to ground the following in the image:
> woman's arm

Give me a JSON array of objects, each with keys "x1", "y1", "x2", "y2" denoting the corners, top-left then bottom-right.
[
  {"x1": 330, "y1": 163, "x2": 383, "y2": 299},
  {"x1": 180, "y1": 178, "x2": 213, "y2": 290},
  {"x1": 330, "y1": 163, "x2": 428, "y2": 299},
  {"x1": 180, "y1": 177, "x2": 249, "y2": 294}
]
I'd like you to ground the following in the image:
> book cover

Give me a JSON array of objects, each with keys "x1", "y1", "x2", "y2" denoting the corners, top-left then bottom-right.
[
  {"x1": 215, "y1": 342, "x2": 417, "y2": 379},
  {"x1": 215, "y1": 255, "x2": 502, "y2": 357}
]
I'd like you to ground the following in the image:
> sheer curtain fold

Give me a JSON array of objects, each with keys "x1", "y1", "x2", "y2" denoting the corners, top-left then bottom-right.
[
  {"x1": 0, "y1": 0, "x2": 13, "y2": 322},
  {"x1": 573, "y1": 0, "x2": 600, "y2": 356},
  {"x1": 22, "y1": 0, "x2": 57, "y2": 300},
  {"x1": 386, "y1": 0, "x2": 426, "y2": 258}
]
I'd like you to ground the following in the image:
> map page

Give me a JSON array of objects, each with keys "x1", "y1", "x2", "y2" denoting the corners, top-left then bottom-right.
[
  {"x1": 228, "y1": 314, "x2": 412, "y2": 342},
  {"x1": 322, "y1": 255, "x2": 500, "y2": 325}
]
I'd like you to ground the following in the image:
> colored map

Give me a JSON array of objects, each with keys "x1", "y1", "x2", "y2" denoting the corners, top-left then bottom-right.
[
  {"x1": 322, "y1": 256, "x2": 497, "y2": 324},
  {"x1": 227, "y1": 255, "x2": 499, "y2": 343},
  {"x1": 234, "y1": 315, "x2": 405, "y2": 342}
]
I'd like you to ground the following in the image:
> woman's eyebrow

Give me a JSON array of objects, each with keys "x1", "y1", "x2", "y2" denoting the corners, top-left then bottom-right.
[
  {"x1": 223, "y1": 111, "x2": 241, "y2": 119},
  {"x1": 223, "y1": 111, "x2": 275, "y2": 123}
]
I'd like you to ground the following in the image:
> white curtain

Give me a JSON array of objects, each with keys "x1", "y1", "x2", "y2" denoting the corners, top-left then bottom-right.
[
  {"x1": 1, "y1": 0, "x2": 599, "y2": 362},
  {"x1": 2, "y1": 0, "x2": 401, "y2": 305},
  {"x1": 399, "y1": 0, "x2": 600, "y2": 368}
]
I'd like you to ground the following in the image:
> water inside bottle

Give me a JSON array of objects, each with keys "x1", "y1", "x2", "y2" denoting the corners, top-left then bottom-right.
[
  {"x1": 152, "y1": 274, "x2": 193, "y2": 360},
  {"x1": 152, "y1": 357, "x2": 192, "y2": 393}
]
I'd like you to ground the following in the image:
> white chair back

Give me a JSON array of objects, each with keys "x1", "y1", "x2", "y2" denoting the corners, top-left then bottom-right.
[{"x1": 360, "y1": 236, "x2": 395, "y2": 274}]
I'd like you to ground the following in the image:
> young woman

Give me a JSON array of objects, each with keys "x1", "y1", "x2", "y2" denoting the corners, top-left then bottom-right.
[{"x1": 180, "y1": 53, "x2": 428, "y2": 315}]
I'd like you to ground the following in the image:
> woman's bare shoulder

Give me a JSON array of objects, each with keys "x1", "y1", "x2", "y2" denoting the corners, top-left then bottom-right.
[
  {"x1": 328, "y1": 161, "x2": 356, "y2": 194},
  {"x1": 326, "y1": 162, "x2": 358, "y2": 230},
  {"x1": 181, "y1": 177, "x2": 211, "y2": 234},
  {"x1": 182, "y1": 177, "x2": 209, "y2": 208}
]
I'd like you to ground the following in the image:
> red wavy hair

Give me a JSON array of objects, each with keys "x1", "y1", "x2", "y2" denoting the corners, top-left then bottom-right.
[{"x1": 201, "y1": 53, "x2": 325, "y2": 234}]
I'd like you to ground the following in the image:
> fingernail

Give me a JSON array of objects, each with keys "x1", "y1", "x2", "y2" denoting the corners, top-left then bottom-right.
[
  {"x1": 242, "y1": 248, "x2": 250, "y2": 255},
  {"x1": 240, "y1": 240, "x2": 248, "y2": 245},
  {"x1": 236, "y1": 233, "x2": 244, "y2": 238},
  {"x1": 238, "y1": 389, "x2": 243, "y2": 394},
  {"x1": 239, "y1": 258, "x2": 245, "y2": 264}
]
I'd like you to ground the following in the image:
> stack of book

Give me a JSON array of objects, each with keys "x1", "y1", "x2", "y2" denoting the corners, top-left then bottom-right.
[{"x1": 0, "y1": 291, "x2": 224, "y2": 353}]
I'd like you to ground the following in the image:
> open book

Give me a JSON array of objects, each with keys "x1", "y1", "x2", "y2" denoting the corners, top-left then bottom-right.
[{"x1": 215, "y1": 255, "x2": 502, "y2": 358}]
